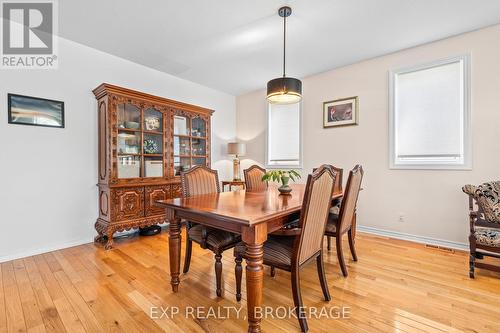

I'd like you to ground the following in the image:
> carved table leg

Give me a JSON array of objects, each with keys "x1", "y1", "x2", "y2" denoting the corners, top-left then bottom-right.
[
  {"x1": 242, "y1": 223, "x2": 267, "y2": 333},
  {"x1": 167, "y1": 209, "x2": 181, "y2": 292}
]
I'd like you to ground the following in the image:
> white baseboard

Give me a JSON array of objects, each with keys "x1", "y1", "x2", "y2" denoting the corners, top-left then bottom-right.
[
  {"x1": 357, "y1": 225, "x2": 468, "y2": 251},
  {"x1": 0, "y1": 238, "x2": 92, "y2": 263}
]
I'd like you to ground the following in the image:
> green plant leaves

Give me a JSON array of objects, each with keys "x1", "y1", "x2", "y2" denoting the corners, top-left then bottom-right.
[{"x1": 261, "y1": 169, "x2": 301, "y2": 184}]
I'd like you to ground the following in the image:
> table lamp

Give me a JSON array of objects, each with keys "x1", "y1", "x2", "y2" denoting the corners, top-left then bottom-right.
[{"x1": 227, "y1": 142, "x2": 246, "y2": 181}]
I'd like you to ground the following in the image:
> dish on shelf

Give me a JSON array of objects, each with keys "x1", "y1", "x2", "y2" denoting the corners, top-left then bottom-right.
[
  {"x1": 120, "y1": 146, "x2": 139, "y2": 154},
  {"x1": 145, "y1": 116, "x2": 161, "y2": 131},
  {"x1": 144, "y1": 139, "x2": 159, "y2": 154},
  {"x1": 124, "y1": 121, "x2": 140, "y2": 129}
]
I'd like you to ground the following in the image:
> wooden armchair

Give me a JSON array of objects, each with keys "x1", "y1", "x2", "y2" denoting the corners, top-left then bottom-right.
[
  {"x1": 181, "y1": 165, "x2": 241, "y2": 296},
  {"x1": 243, "y1": 165, "x2": 268, "y2": 191},
  {"x1": 462, "y1": 181, "x2": 500, "y2": 278},
  {"x1": 234, "y1": 165, "x2": 337, "y2": 332}
]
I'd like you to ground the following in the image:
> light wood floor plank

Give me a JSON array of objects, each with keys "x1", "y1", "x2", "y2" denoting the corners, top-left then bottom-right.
[
  {"x1": 2, "y1": 261, "x2": 27, "y2": 333},
  {"x1": 12, "y1": 259, "x2": 46, "y2": 333}
]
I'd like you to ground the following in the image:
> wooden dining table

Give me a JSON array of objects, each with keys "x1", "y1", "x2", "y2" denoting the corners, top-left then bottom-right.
[{"x1": 156, "y1": 183, "x2": 343, "y2": 333}]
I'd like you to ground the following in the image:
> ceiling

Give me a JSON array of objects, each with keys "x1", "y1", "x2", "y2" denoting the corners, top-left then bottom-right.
[{"x1": 59, "y1": 0, "x2": 500, "y2": 96}]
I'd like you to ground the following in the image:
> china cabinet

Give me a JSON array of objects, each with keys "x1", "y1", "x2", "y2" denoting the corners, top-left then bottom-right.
[{"x1": 93, "y1": 83, "x2": 213, "y2": 249}]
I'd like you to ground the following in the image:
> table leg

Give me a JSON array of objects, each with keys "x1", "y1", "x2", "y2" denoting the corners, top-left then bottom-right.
[
  {"x1": 242, "y1": 224, "x2": 267, "y2": 333},
  {"x1": 167, "y1": 209, "x2": 181, "y2": 292}
]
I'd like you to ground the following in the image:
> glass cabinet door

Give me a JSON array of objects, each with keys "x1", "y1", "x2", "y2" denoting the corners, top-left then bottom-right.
[
  {"x1": 117, "y1": 103, "x2": 142, "y2": 178},
  {"x1": 143, "y1": 107, "x2": 164, "y2": 178},
  {"x1": 118, "y1": 103, "x2": 141, "y2": 130},
  {"x1": 116, "y1": 104, "x2": 165, "y2": 179},
  {"x1": 192, "y1": 138, "x2": 206, "y2": 156},
  {"x1": 174, "y1": 136, "x2": 190, "y2": 155},
  {"x1": 191, "y1": 117, "x2": 206, "y2": 137},
  {"x1": 174, "y1": 115, "x2": 189, "y2": 136},
  {"x1": 173, "y1": 115, "x2": 208, "y2": 175},
  {"x1": 144, "y1": 108, "x2": 162, "y2": 132}
]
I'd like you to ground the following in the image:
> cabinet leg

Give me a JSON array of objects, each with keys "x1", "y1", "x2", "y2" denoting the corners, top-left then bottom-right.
[
  {"x1": 104, "y1": 231, "x2": 114, "y2": 250},
  {"x1": 94, "y1": 234, "x2": 105, "y2": 244}
]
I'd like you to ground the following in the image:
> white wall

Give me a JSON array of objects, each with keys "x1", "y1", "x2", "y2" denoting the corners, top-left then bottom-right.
[
  {"x1": 0, "y1": 37, "x2": 236, "y2": 262},
  {"x1": 236, "y1": 24, "x2": 500, "y2": 248}
]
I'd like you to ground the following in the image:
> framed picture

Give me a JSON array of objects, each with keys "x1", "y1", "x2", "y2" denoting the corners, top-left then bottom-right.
[
  {"x1": 323, "y1": 96, "x2": 358, "y2": 128},
  {"x1": 8, "y1": 93, "x2": 64, "y2": 128}
]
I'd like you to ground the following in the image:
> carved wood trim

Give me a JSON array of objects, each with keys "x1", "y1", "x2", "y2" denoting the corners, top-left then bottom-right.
[
  {"x1": 145, "y1": 185, "x2": 170, "y2": 216},
  {"x1": 111, "y1": 187, "x2": 144, "y2": 221},
  {"x1": 93, "y1": 83, "x2": 214, "y2": 115}
]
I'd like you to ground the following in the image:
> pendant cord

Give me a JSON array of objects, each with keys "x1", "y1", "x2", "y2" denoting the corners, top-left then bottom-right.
[{"x1": 283, "y1": 13, "x2": 286, "y2": 78}]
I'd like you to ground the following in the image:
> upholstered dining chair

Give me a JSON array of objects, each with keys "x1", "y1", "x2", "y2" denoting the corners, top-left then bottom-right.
[
  {"x1": 181, "y1": 165, "x2": 241, "y2": 296},
  {"x1": 463, "y1": 181, "x2": 500, "y2": 278},
  {"x1": 243, "y1": 164, "x2": 268, "y2": 192},
  {"x1": 312, "y1": 166, "x2": 344, "y2": 251},
  {"x1": 234, "y1": 165, "x2": 337, "y2": 333},
  {"x1": 324, "y1": 165, "x2": 363, "y2": 277}
]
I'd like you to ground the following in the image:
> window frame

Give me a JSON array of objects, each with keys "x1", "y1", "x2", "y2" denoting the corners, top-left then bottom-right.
[
  {"x1": 389, "y1": 55, "x2": 472, "y2": 170},
  {"x1": 265, "y1": 101, "x2": 303, "y2": 169}
]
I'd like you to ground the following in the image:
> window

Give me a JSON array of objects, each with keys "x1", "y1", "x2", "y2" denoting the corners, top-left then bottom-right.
[
  {"x1": 389, "y1": 55, "x2": 471, "y2": 169},
  {"x1": 266, "y1": 102, "x2": 302, "y2": 168}
]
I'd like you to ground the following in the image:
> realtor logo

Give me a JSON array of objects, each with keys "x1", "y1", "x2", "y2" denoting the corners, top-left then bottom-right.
[{"x1": 1, "y1": 0, "x2": 58, "y2": 68}]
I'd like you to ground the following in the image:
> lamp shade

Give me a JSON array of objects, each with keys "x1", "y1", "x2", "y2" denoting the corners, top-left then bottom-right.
[
  {"x1": 227, "y1": 142, "x2": 246, "y2": 156},
  {"x1": 267, "y1": 77, "x2": 302, "y2": 104}
]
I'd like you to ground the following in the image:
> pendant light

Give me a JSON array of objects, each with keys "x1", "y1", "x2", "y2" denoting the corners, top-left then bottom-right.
[{"x1": 266, "y1": 6, "x2": 302, "y2": 104}]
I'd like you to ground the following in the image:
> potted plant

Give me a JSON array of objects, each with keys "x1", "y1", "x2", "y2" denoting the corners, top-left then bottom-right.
[{"x1": 262, "y1": 169, "x2": 301, "y2": 195}]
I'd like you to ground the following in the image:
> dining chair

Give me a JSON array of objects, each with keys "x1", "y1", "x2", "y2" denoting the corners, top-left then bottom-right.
[
  {"x1": 324, "y1": 165, "x2": 363, "y2": 277},
  {"x1": 243, "y1": 164, "x2": 268, "y2": 191},
  {"x1": 181, "y1": 165, "x2": 241, "y2": 297},
  {"x1": 312, "y1": 166, "x2": 344, "y2": 251},
  {"x1": 463, "y1": 181, "x2": 500, "y2": 278},
  {"x1": 234, "y1": 165, "x2": 337, "y2": 333}
]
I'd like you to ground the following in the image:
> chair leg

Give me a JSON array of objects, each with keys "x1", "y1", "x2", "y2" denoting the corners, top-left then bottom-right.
[
  {"x1": 235, "y1": 256, "x2": 243, "y2": 301},
  {"x1": 327, "y1": 236, "x2": 332, "y2": 251},
  {"x1": 270, "y1": 266, "x2": 276, "y2": 277},
  {"x1": 183, "y1": 239, "x2": 192, "y2": 273},
  {"x1": 348, "y1": 229, "x2": 358, "y2": 262},
  {"x1": 215, "y1": 252, "x2": 223, "y2": 297},
  {"x1": 316, "y1": 252, "x2": 331, "y2": 301},
  {"x1": 291, "y1": 266, "x2": 308, "y2": 333},
  {"x1": 336, "y1": 236, "x2": 348, "y2": 277},
  {"x1": 469, "y1": 253, "x2": 475, "y2": 279}
]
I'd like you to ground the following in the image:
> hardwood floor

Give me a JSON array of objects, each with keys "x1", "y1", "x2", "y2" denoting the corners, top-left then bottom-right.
[{"x1": 1, "y1": 230, "x2": 500, "y2": 333}]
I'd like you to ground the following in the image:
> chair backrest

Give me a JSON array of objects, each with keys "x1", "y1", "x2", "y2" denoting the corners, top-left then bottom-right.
[
  {"x1": 180, "y1": 165, "x2": 220, "y2": 197},
  {"x1": 295, "y1": 165, "x2": 337, "y2": 265},
  {"x1": 463, "y1": 181, "x2": 500, "y2": 224},
  {"x1": 337, "y1": 165, "x2": 364, "y2": 235},
  {"x1": 313, "y1": 165, "x2": 343, "y2": 193},
  {"x1": 244, "y1": 165, "x2": 267, "y2": 192}
]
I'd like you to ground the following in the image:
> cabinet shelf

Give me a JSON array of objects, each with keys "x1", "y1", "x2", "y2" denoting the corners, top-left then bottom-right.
[
  {"x1": 174, "y1": 134, "x2": 207, "y2": 140},
  {"x1": 118, "y1": 128, "x2": 141, "y2": 133},
  {"x1": 143, "y1": 130, "x2": 163, "y2": 135}
]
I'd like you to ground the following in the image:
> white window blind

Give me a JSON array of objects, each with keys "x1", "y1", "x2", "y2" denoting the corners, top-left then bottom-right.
[
  {"x1": 390, "y1": 56, "x2": 470, "y2": 169},
  {"x1": 267, "y1": 103, "x2": 301, "y2": 167}
]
